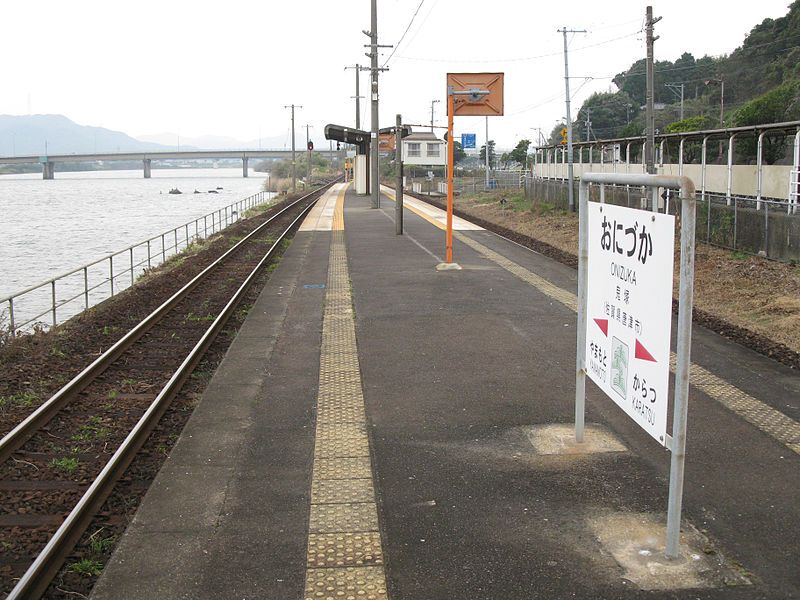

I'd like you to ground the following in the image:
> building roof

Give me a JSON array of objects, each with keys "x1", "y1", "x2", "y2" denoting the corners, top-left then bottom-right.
[{"x1": 403, "y1": 131, "x2": 444, "y2": 142}]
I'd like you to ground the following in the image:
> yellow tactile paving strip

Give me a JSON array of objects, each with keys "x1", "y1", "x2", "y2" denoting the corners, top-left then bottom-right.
[
  {"x1": 303, "y1": 186, "x2": 389, "y2": 600},
  {"x1": 454, "y1": 231, "x2": 800, "y2": 456}
]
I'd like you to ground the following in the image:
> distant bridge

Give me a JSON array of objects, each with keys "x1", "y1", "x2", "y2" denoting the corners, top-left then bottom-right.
[{"x1": 0, "y1": 149, "x2": 344, "y2": 179}]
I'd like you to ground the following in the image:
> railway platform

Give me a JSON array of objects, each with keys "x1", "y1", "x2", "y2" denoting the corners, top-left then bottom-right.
[{"x1": 92, "y1": 182, "x2": 799, "y2": 599}]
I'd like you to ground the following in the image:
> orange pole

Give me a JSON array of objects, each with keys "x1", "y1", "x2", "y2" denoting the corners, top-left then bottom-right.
[{"x1": 446, "y1": 93, "x2": 455, "y2": 263}]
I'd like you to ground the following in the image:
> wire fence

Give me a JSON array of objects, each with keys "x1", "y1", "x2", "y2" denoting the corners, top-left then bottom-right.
[
  {"x1": 1, "y1": 191, "x2": 273, "y2": 335},
  {"x1": 406, "y1": 170, "x2": 527, "y2": 195},
  {"x1": 526, "y1": 178, "x2": 800, "y2": 262}
]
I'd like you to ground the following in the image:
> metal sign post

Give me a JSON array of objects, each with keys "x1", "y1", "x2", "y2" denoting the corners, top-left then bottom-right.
[
  {"x1": 443, "y1": 73, "x2": 504, "y2": 267},
  {"x1": 575, "y1": 172, "x2": 696, "y2": 559}
]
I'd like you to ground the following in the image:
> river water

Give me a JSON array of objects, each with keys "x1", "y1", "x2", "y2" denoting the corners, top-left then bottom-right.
[{"x1": 0, "y1": 167, "x2": 270, "y2": 329}]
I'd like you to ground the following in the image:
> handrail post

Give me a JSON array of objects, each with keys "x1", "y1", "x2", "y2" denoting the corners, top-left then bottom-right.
[
  {"x1": 129, "y1": 248, "x2": 134, "y2": 286},
  {"x1": 9, "y1": 298, "x2": 15, "y2": 334},
  {"x1": 83, "y1": 267, "x2": 89, "y2": 309},
  {"x1": 756, "y1": 131, "x2": 765, "y2": 210},
  {"x1": 109, "y1": 255, "x2": 114, "y2": 296},
  {"x1": 51, "y1": 280, "x2": 56, "y2": 327},
  {"x1": 726, "y1": 134, "x2": 736, "y2": 205},
  {"x1": 147, "y1": 240, "x2": 151, "y2": 268},
  {"x1": 161, "y1": 234, "x2": 166, "y2": 262}
]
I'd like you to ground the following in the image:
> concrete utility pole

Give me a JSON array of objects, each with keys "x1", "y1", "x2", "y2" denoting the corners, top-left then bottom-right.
[
  {"x1": 364, "y1": 0, "x2": 389, "y2": 209},
  {"x1": 430, "y1": 99, "x2": 440, "y2": 132},
  {"x1": 666, "y1": 82, "x2": 685, "y2": 121},
  {"x1": 305, "y1": 124, "x2": 313, "y2": 185},
  {"x1": 558, "y1": 27, "x2": 586, "y2": 212},
  {"x1": 395, "y1": 114, "x2": 403, "y2": 235},
  {"x1": 645, "y1": 6, "x2": 661, "y2": 180},
  {"x1": 344, "y1": 64, "x2": 366, "y2": 130},
  {"x1": 283, "y1": 104, "x2": 302, "y2": 193}
]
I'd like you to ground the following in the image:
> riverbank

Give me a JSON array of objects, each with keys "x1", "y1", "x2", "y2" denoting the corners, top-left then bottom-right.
[{"x1": 419, "y1": 189, "x2": 800, "y2": 369}]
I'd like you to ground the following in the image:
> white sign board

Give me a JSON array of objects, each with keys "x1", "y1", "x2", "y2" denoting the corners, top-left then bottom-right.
[{"x1": 585, "y1": 201, "x2": 675, "y2": 445}]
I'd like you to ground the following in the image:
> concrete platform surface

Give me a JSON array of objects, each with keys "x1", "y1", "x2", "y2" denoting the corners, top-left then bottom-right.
[{"x1": 93, "y1": 184, "x2": 799, "y2": 600}]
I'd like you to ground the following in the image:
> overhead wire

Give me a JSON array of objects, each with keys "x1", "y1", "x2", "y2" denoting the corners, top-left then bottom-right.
[
  {"x1": 382, "y1": 0, "x2": 426, "y2": 68},
  {"x1": 395, "y1": 29, "x2": 642, "y2": 64}
]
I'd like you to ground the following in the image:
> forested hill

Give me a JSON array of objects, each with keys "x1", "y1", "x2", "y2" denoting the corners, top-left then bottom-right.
[{"x1": 556, "y1": 1, "x2": 800, "y2": 144}]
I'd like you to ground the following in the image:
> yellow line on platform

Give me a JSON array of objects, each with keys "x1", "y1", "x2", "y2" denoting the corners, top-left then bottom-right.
[{"x1": 303, "y1": 183, "x2": 388, "y2": 600}]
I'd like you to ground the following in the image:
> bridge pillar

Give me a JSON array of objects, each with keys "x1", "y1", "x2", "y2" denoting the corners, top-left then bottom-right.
[
  {"x1": 242, "y1": 157, "x2": 249, "y2": 178},
  {"x1": 42, "y1": 162, "x2": 55, "y2": 180},
  {"x1": 143, "y1": 159, "x2": 151, "y2": 178}
]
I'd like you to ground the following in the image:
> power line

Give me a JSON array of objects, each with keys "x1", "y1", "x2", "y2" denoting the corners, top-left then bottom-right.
[
  {"x1": 382, "y1": 0, "x2": 426, "y2": 68},
  {"x1": 395, "y1": 29, "x2": 641, "y2": 64}
]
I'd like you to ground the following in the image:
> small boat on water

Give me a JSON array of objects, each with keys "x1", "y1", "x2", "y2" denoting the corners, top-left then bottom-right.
[
  {"x1": 208, "y1": 189, "x2": 219, "y2": 194},
  {"x1": 168, "y1": 188, "x2": 182, "y2": 195}
]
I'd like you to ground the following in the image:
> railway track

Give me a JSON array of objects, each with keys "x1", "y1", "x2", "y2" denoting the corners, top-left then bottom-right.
[{"x1": 0, "y1": 180, "x2": 338, "y2": 598}]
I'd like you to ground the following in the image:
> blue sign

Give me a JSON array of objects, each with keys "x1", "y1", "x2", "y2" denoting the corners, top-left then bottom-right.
[{"x1": 461, "y1": 133, "x2": 476, "y2": 149}]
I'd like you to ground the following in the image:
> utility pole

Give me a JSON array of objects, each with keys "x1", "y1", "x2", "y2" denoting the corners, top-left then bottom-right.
[
  {"x1": 645, "y1": 6, "x2": 661, "y2": 180},
  {"x1": 430, "y1": 99, "x2": 440, "y2": 132},
  {"x1": 395, "y1": 114, "x2": 403, "y2": 235},
  {"x1": 665, "y1": 83, "x2": 685, "y2": 121},
  {"x1": 584, "y1": 108, "x2": 592, "y2": 142},
  {"x1": 364, "y1": 0, "x2": 390, "y2": 209},
  {"x1": 558, "y1": 27, "x2": 586, "y2": 212},
  {"x1": 344, "y1": 64, "x2": 366, "y2": 129},
  {"x1": 305, "y1": 124, "x2": 313, "y2": 185},
  {"x1": 283, "y1": 104, "x2": 302, "y2": 192}
]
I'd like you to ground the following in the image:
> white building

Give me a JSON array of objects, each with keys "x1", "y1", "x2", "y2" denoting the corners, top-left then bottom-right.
[{"x1": 402, "y1": 132, "x2": 447, "y2": 166}]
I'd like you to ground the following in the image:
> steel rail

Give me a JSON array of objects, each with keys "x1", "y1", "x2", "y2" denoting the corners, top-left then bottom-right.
[
  {"x1": 5, "y1": 182, "x2": 335, "y2": 600},
  {"x1": 0, "y1": 182, "x2": 336, "y2": 464}
]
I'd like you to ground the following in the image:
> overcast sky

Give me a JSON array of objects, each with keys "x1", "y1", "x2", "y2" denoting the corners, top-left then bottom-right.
[{"x1": 0, "y1": 0, "x2": 792, "y2": 149}]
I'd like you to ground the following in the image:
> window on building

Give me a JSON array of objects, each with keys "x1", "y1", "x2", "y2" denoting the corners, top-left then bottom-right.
[
  {"x1": 426, "y1": 143, "x2": 440, "y2": 157},
  {"x1": 408, "y1": 143, "x2": 421, "y2": 157}
]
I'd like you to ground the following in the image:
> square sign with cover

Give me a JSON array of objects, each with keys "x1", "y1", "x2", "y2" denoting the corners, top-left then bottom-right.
[{"x1": 446, "y1": 73, "x2": 504, "y2": 116}]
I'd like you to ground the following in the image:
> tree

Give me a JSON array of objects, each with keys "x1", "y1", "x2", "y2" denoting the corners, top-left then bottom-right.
[
  {"x1": 479, "y1": 140, "x2": 496, "y2": 168},
  {"x1": 732, "y1": 79, "x2": 800, "y2": 163},
  {"x1": 507, "y1": 139, "x2": 531, "y2": 166},
  {"x1": 453, "y1": 140, "x2": 467, "y2": 163},
  {"x1": 573, "y1": 92, "x2": 637, "y2": 141},
  {"x1": 663, "y1": 116, "x2": 714, "y2": 163}
]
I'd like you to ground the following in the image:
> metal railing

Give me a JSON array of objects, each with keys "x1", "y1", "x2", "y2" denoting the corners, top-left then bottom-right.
[
  {"x1": 526, "y1": 178, "x2": 800, "y2": 262},
  {"x1": 1, "y1": 191, "x2": 273, "y2": 335}
]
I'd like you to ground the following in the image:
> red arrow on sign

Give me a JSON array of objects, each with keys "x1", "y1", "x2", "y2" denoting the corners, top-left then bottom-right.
[
  {"x1": 593, "y1": 318, "x2": 609, "y2": 337},
  {"x1": 635, "y1": 339, "x2": 657, "y2": 362}
]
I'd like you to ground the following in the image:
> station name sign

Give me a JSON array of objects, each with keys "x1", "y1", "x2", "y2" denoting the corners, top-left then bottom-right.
[{"x1": 585, "y1": 201, "x2": 675, "y2": 445}]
